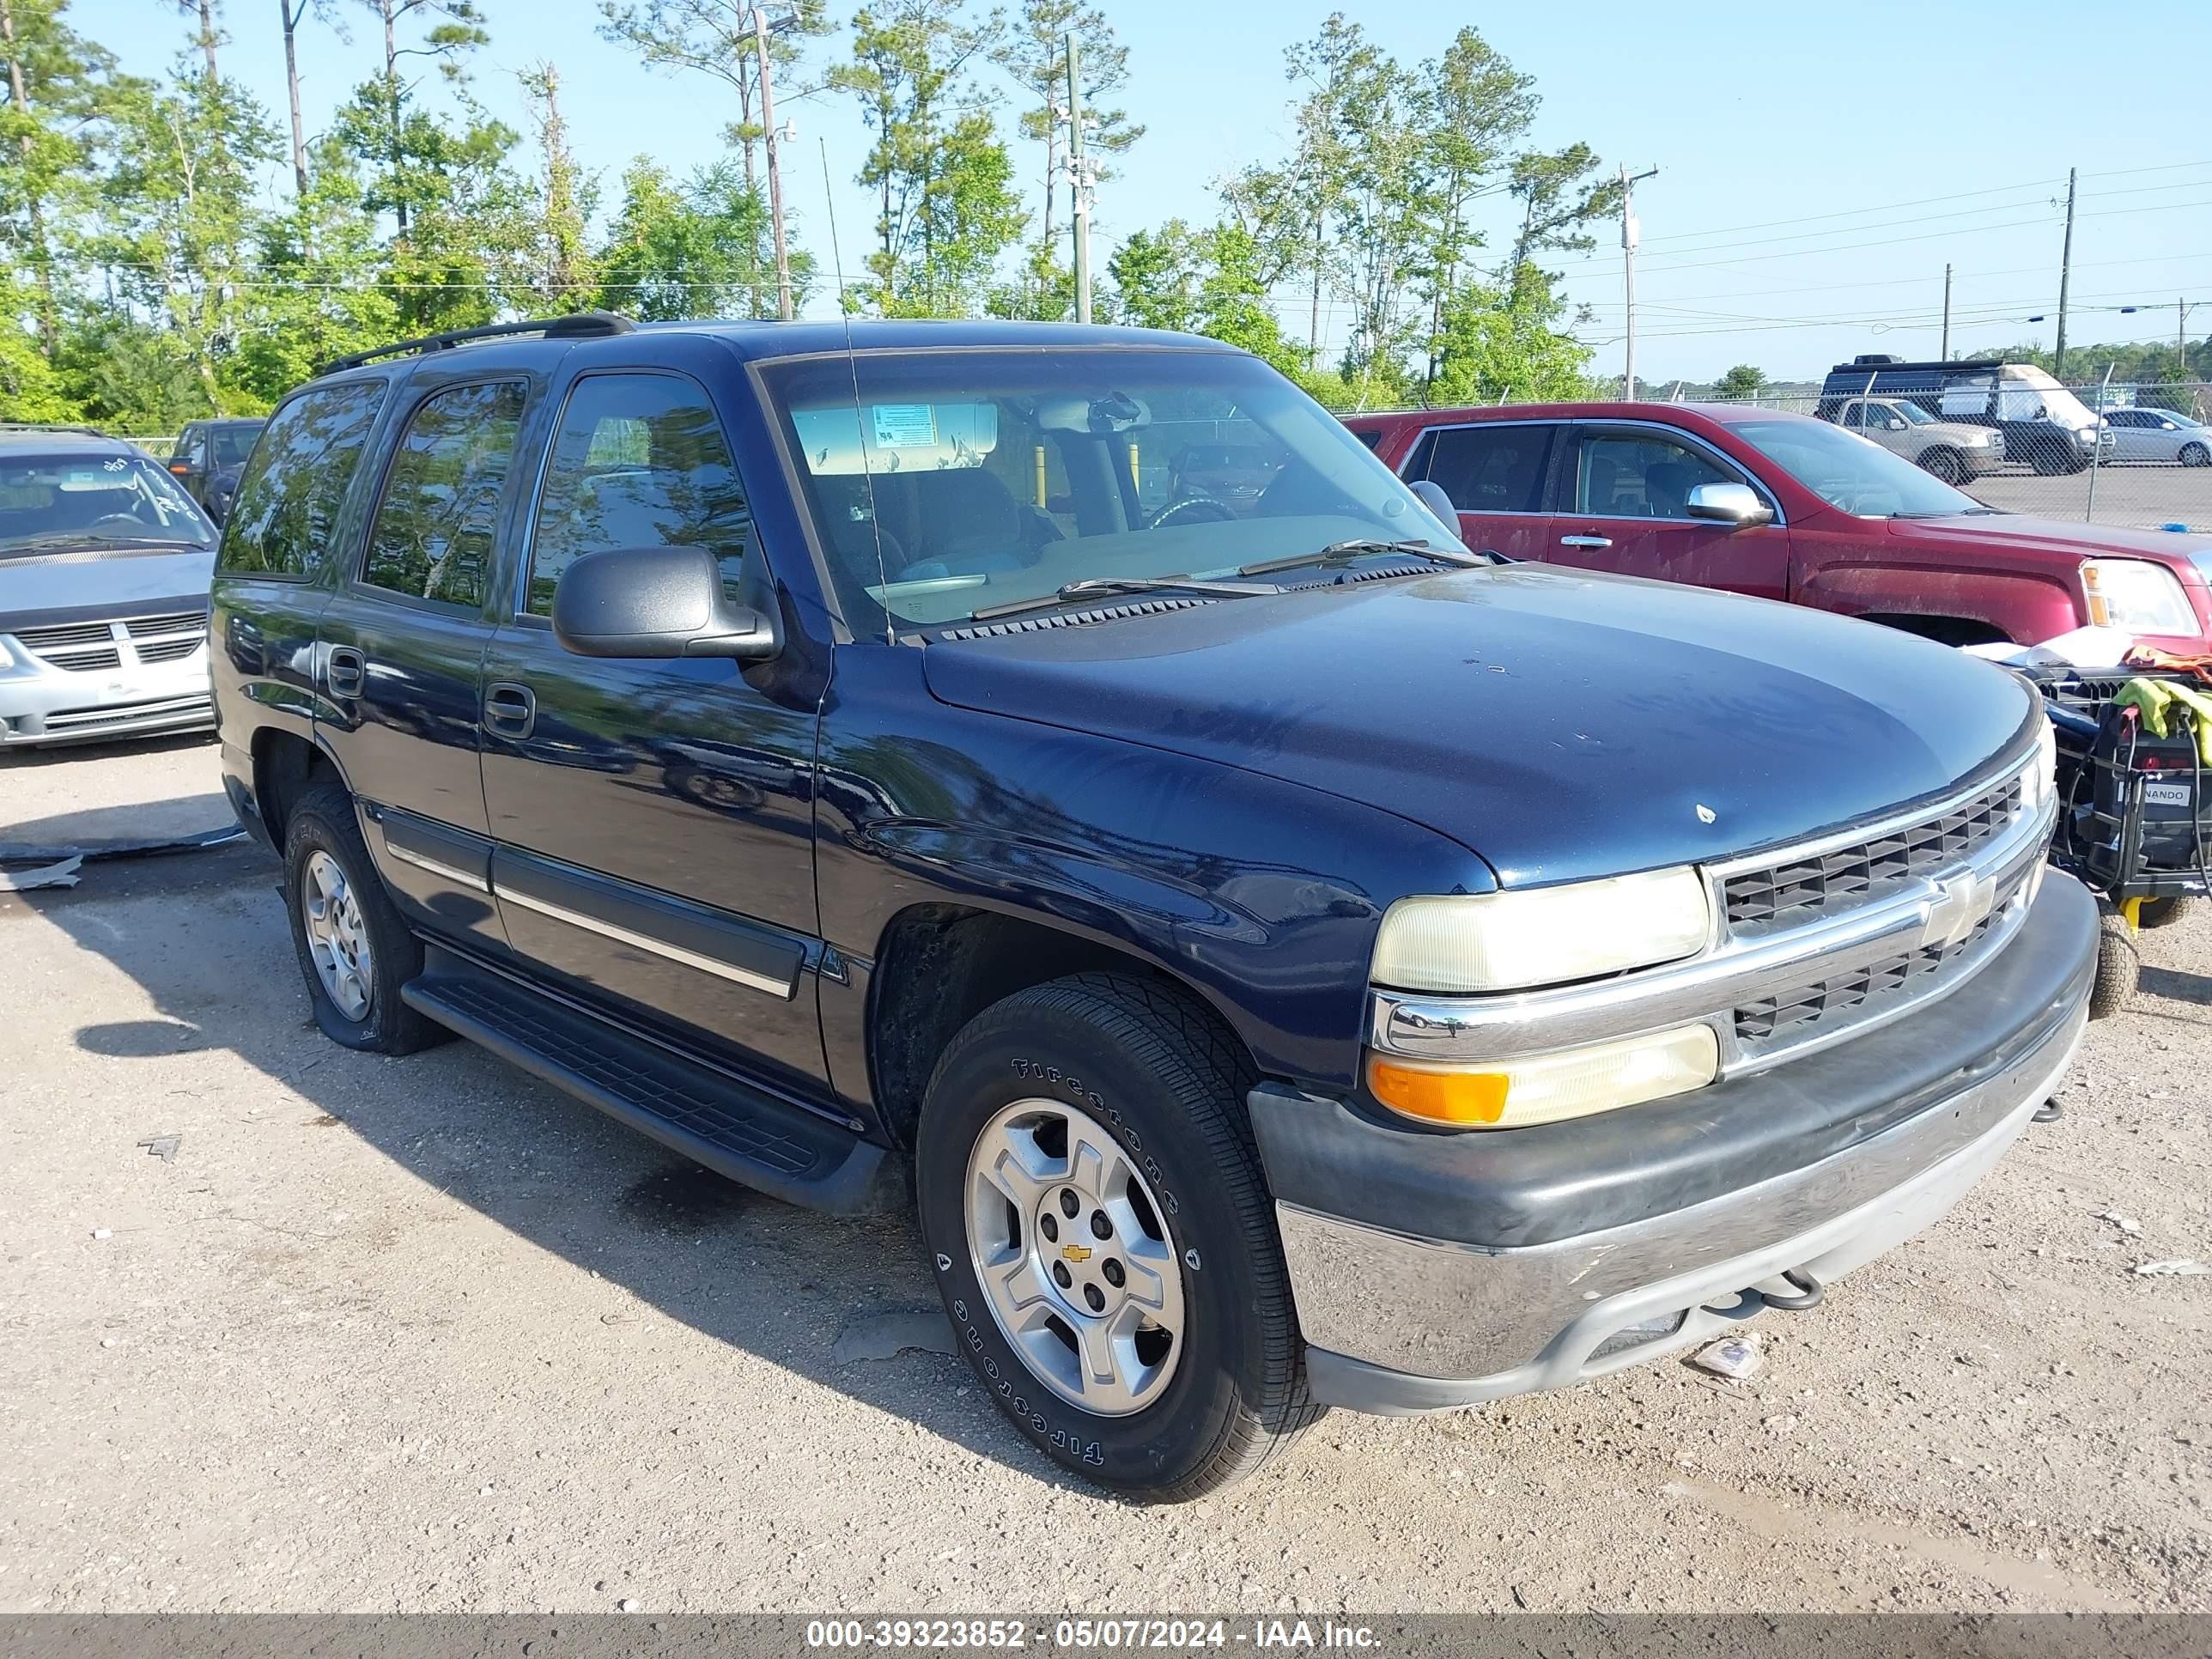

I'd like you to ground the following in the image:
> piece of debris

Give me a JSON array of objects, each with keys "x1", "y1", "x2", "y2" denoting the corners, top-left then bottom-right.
[
  {"x1": 1762, "y1": 1413, "x2": 1799, "y2": 1436},
  {"x1": 91, "y1": 1228, "x2": 112, "y2": 1240},
  {"x1": 830, "y1": 1309, "x2": 957, "y2": 1364},
  {"x1": 137, "y1": 1134, "x2": 181, "y2": 1163},
  {"x1": 2134, "y1": 1259, "x2": 2209, "y2": 1277},
  {"x1": 2099, "y1": 1210, "x2": 2142, "y2": 1236},
  {"x1": 0, "y1": 855, "x2": 82, "y2": 891},
  {"x1": 1689, "y1": 1334, "x2": 1764, "y2": 1381},
  {"x1": 618, "y1": 1600, "x2": 641, "y2": 1613},
  {"x1": 307, "y1": 1115, "x2": 340, "y2": 1127}
]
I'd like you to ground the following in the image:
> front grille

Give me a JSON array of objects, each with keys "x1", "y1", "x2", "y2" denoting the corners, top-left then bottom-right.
[
  {"x1": 16, "y1": 620, "x2": 112, "y2": 650},
  {"x1": 1723, "y1": 775, "x2": 2022, "y2": 934},
  {"x1": 124, "y1": 611, "x2": 206, "y2": 639},
  {"x1": 134, "y1": 636, "x2": 204, "y2": 664},
  {"x1": 1734, "y1": 891, "x2": 2014, "y2": 1044},
  {"x1": 43, "y1": 693, "x2": 211, "y2": 732}
]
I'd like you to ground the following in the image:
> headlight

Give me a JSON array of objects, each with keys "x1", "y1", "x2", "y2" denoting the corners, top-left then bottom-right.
[
  {"x1": 2027, "y1": 715, "x2": 2057, "y2": 811},
  {"x1": 0, "y1": 639, "x2": 12, "y2": 671},
  {"x1": 1370, "y1": 866, "x2": 1710, "y2": 994},
  {"x1": 1367, "y1": 1024, "x2": 1720, "y2": 1130},
  {"x1": 2081, "y1": 558, "x2": 2198, "y2": 635}
]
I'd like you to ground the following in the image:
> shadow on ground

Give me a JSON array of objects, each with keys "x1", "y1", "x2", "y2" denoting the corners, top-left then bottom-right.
[{"x1": 4, "y1": 798, "x2": 1086, "y2": 1494}]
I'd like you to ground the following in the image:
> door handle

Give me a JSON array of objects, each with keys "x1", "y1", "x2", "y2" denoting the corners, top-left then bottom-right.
[
  {"x1": 1559, "y1": 535, "x2": 1613, "y2": 550},
  {"x1": 325, "y1": 645, "x2": 366, "y2": 699},
  {"x1": 483, "y1": 681, "x2": 537, "y2": 740}
]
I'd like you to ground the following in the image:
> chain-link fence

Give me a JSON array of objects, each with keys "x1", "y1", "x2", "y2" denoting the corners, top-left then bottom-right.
[{"x1": 1690, "y1": 378, "x2": 2212, "y2": 532}]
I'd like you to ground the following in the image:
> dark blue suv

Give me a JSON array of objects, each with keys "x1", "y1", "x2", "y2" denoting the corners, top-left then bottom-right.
[{"x1": 210, "y1": 313, "x2": 2095, "y2": 1499}]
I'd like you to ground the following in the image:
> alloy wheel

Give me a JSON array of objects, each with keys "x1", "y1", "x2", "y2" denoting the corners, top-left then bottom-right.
[
  {"x1": 300, "y1": 849, "x2": 374, "y2": 1022},
  {"x1": 963, "y1": 1097, "x2": 1186, "y2": 1416}
]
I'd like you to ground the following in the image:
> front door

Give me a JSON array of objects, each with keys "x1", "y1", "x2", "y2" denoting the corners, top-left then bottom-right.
[
  {"x1": 1547, "y1": 422, "x2": 1791, "y2": 602},
  {"x1": 1396, "y1": 420, "x2": 1560, "y2": 562},
  {"x1": 477, "y1": 365, "x2": 826, "y2": 1090},
  {"x1": 314, "y1": 376, "x2": 528, "y2": 954}
]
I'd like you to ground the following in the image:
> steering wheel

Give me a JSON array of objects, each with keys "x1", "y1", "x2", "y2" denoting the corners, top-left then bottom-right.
[
  {"x1": 1147, "y1": 496, "x2": 1237, "y2": 530},
  {"x1": 86, "y1": 513, "x2": 153, "y2": 530}
]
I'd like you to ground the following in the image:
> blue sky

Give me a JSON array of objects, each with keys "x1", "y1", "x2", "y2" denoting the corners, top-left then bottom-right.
[{"x1": 78, "y1": 0, "x2": 2212, "y2": 382}]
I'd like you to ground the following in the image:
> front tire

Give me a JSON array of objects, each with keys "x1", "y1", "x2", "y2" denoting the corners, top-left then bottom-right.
[
  {"x1": 916, "y1": 974, "x2": 1321, "y2": 1500},
  {"x1": 283, "y1": 781, "x2": 445, "y2": 1054},
  {"x1": 1919, "y1": 447, "x2": 1966, "y2": 484},
  {"x1": 2089, "y1": 904, "x2": 2140, "y2": 1020}
]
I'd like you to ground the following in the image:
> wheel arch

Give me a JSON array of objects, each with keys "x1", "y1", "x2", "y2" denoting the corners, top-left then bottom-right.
[
  {"x1": 251, "y1": 726, "x2": 349, "y2": 846},
  {"x1": 1853, "y1": 611, "x2": 2014, "y2": 647},
  {"x1": 864, "y1": 902, "x2": 1263, "y2": 1152}
]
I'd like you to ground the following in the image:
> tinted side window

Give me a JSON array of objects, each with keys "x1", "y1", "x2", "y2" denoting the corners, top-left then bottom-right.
[
  {"x1": 361, "y1": 381, "x2": 525, "y2": 607},
  {"x1": 1575, "y1": 432, "x2": 1734, "y2": 520},
  {"x1": 1418, "y1": 424, "x2": 1557, "y2": 514},
  {"x1": 216, "y1": 382, "x2": 387, "y2": 577},
  {"x1": 525, "y1": 374, "x2": 751, "y2": 616}
]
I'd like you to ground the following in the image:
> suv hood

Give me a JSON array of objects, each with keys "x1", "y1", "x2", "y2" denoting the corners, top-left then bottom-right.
[
  {"x1": 922, "y1": 565, "x2": 2035, "y2": 888},
  {"x1": 0, "y1": 545, "x2": 215, "y2": 634},
  {"x1": 1889, "y1": 514, "x2": 2211, "y2": 569}
]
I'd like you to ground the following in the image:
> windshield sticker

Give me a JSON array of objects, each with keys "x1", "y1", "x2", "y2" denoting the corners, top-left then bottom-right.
[{"x1": 871, "y1": 404, "x2": 939, "y2": 448}]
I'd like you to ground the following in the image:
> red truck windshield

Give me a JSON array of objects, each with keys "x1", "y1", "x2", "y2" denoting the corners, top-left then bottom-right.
[{"x1": 1732, "y1": 419, "x2": 1996, "y2": 520}]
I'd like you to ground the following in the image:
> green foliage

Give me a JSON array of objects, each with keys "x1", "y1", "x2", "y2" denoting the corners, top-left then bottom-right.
[
  {"x1": 1714, "y1": 362, "x2": 1766, "y2": 398},
  {"x1": 593, "y1": 155, "x2": 810, "y2": 320},
  {"x1": 1428, "y1": 264, "x2": 1595, "y2": 406},
  {"x1": 832, "y1": 0, "x2": 1024, "y2": 317}
]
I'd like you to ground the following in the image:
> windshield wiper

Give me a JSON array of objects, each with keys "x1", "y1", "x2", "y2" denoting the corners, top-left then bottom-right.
[
  {"x1": 967, "y1": 574, "x2": 1279, "y2": 623},
  {"x1": 1234, "y1": 538, "x2": 1486, "y2": 578}
]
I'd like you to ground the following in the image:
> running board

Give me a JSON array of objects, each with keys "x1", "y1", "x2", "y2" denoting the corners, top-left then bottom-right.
[{"x1": 401, "y1": 956, "x2": 895, "y2": 1215}]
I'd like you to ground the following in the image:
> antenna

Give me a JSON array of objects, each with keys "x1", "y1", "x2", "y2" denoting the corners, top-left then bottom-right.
[{"x1": 819, "y1": 132, "x2": 894, "y2": 643}]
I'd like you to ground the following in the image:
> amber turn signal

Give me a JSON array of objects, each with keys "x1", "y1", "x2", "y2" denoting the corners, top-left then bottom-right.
[{"x1": 1366, "y1": 1058, "x2": 1510, "y2": 1126}]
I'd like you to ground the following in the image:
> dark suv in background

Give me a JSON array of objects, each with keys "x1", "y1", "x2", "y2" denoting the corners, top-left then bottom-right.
[
  {"x1": 210, "y1": 313, "x2": 2092, "y2": 1499},
  {"x1": 168, "y1": 416, "x2": 265, "y2": 524}
]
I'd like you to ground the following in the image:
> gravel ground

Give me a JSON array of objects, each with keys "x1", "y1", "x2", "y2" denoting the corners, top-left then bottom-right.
[
  {"x1": 1972, "y1": 467, "x2": 2209, "y2": 532},
  {"x1": 1, "y1": 736, "x2": 2207, "y2": 1616}
]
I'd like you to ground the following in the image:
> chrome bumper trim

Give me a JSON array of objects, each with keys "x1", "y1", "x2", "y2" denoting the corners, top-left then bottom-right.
[
  {"x1": 1371, "y1": 771, "x2": 2054, "y2": 1073},
  {"x1": 1284, "y1": 988, "x2": 2085, "y2": 1404}
]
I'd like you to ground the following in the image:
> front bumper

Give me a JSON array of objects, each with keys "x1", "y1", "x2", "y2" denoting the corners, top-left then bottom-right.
[
  {"x1": 1253, "y1": 872, "x2": 2095, "y2": 1413},
  {"x1": 0, "y1": 643, "x2": 214, "y2": 746}
]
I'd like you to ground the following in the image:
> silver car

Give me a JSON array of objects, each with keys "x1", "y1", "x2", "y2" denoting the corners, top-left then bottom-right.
[
  {"x1": 2099, "y1": 405, "x2": 2212, "y2": 467},
  {"x1": 0, "y1": 429, "x2": 219, "y2": 747},
  {"x1": 1836, "y1": 396, "x2": 2008, "y2": 483}
]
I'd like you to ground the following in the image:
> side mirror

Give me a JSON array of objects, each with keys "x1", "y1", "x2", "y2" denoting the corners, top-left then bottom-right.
[
  {"x1": 1887, "y1": 417, "x2": 1908, "y2": 431},
  {"x1": 551, "y1": 544, "x2": 777, "y2": 660},
  {"x1": 1408, "y1": 478, "x2": 1458, "y2": 532},
  {"x1": 1684, "y1": 482, "x2": 1773, "y2": 526}
]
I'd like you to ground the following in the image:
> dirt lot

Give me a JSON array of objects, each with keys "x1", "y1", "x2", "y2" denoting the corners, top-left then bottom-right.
[{"x1": 2, "y1": 735, "x2": 2207, "y2": 1617}]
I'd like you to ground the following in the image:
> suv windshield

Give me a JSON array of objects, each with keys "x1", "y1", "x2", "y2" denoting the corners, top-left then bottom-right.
[
  {"x1": 757, "y1": 348, "x2": 1464, "y2": 627},
  {"x1": 0, "y1": 451, "x2": 214, "y2": 556},
  {"x1": 1733, "y1": 418, "x2": 1988, "y2": 519}
]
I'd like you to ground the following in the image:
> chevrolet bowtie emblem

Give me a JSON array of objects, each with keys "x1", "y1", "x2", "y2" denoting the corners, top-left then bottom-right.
[
  {"x1": 1061, "y1": 1244, "x2": 1092, "y2": 1263},
  {"x1": 1923, "y1": 869, "x2": 1996, "y2": 951}
]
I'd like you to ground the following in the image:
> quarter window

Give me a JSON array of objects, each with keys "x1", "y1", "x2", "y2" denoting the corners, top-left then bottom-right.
[
  {"x1": 1575, "y1": 431, "x2": 1736, "y2": 520},
  {"x1": 526, "y1": 374, "x2": 752, "y2": 617},
  {"x1": 1410, "y1": 424, "x2": 1556, "y2": 513},
  {"x1": 216, "y1": 382, "x2": 387, "y2": 578},
  {"x1": 361, "y1": 381, "x2": 525, "y2": 607}
]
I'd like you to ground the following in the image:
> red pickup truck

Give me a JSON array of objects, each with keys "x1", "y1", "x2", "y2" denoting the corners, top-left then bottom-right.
[{"x1": 1344, "y1": 402, "x2": 2212, "y2": 653}]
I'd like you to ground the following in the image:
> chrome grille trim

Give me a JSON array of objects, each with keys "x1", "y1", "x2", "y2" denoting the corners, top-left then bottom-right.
[{"x1": 1370, "y1": 750, "x2": 2052, "y2": 1076}]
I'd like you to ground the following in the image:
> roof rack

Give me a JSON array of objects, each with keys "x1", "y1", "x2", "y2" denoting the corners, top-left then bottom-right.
[
  {"x1": 313, "y1": 311, "x2": 637, "y2": 378},
  {"x1": 0, "y1": 422, "x2": 110, "y2": 438}
]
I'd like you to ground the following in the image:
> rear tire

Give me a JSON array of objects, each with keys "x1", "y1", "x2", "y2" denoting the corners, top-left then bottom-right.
[
  {"x1": 915, "y1": 972, "x2": 1322, "y2": 1500},
  {"x1": 2136, "y1": 896, "x2": 2197, "y2": 930},
  {"x1": 283, "y1": 781, "x2": 445, "y2": 1054},
  {"x1": 1919, "y1": 447, "x2": 1967, "y2": 484},
  {"x1": 2180, "y1": 442, "x2": 2210, "y2": 469},
  {"x1": 2089, "y1": 906, "x2": 2140, "y2": 1020}
]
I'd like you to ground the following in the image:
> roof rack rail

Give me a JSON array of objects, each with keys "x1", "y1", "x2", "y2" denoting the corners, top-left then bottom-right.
[
  {"x1": 313, "y1": 310, "x2": 637, "y2": 378},
  {"x1": 0, "y1": 422, "x2": 109, "y2": 438}
]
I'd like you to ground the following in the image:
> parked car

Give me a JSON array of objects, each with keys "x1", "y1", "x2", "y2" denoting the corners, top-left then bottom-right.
[
  {"x1": 167, "y1": 416, "x2": 265, "y2": 509},
  {"x1": 2099, "y1": 404, "x2": 2212, "y2": 467},
  {"x1": 1818, "y1": 356, "x2": 2112, "y2": 474},
  {"x1": 1832, "y1": 395, "x2": 2006, "y2": 483},
  {"x1": 0, "y1": 425, "x2": 219, "y2": 746},
  {"x1": 212, "y1": 313, "x2": 2092, "y2": 1499},
  {"x1": 1345, "y1": 401, "x2": 2212, "y2": 651}
]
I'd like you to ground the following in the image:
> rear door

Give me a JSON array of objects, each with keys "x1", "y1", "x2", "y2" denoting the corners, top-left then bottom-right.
[
  {"x1": 476, "y1": 358, "x2": 826, "y2": 1088},
  {"x1": 1395, "y1": 419, "x2": 1560, "y2": 561},
  {"x1": 1547, "y1": 421, "x2": 1790, "y2": 600},
  {"x1": 313, "y1": 374, "x2": 531, "y2": 954}
]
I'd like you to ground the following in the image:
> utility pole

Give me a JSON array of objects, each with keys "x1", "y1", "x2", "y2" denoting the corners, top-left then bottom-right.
[
  {"x1": 1066, "y1": 33, "x2": 1091, "y2": 325},
  {"x1": 1941, "y1": 263, "x2": 1953, "y2": 360},
  {"x1": 2054, "y1": 167, "x2": 2077, "y2": 380},
  {"x1": 1619, "y1": 163, "x2": 1658, "y2": 399},
  {"x1": 751, "y1": 7, "x2": 793, "y2": 321}
]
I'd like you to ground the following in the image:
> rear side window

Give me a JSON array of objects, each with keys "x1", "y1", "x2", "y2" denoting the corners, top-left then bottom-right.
[
  {"x1": 1410, "y1": 424, "x2": 1556, "y2": 513},
  {"x1": 524, "y1": 373, "x2": 751, "y2": 617},
  {"x1": 216, "y1": 382, "x2": 387, "y2": 578},
  {"x1": 361, "y1": 381, "x2": 526, "y2": 608}
]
